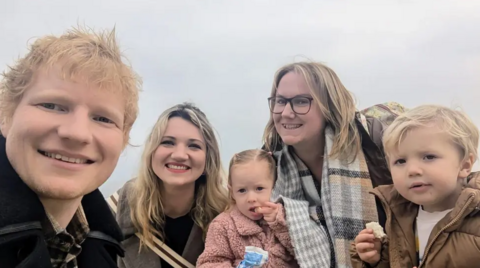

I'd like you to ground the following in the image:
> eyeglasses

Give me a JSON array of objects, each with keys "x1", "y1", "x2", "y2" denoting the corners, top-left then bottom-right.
[{"x1": 268, "y1": 96, "x2": 313, "y2": 115}]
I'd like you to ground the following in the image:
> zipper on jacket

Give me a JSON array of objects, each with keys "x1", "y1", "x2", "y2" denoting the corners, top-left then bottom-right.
[{"x1": 418, "y1": 194, "x2": 475, "y2": 268}]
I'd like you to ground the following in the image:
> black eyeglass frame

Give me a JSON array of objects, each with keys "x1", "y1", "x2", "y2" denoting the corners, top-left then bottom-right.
[{"x1": 267, "y1": 96, "x2": 314, "y2": 115}]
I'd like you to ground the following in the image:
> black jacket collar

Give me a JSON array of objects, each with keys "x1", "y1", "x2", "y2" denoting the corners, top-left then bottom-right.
[{"x1": 0, "y1": 134, "x2": 123, "y2": 242}]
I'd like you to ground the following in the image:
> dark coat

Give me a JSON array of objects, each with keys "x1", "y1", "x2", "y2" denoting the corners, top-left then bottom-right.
[
  {"x1": 116, "y1": 179, "x2": 205, "y2": 268},
  {"x1": 0, "y1": 135, "x2": 125, "y2": 268}
]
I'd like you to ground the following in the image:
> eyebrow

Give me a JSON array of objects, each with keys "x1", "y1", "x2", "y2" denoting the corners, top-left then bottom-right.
[
  {"x1": 233, "y1": 182, "x2": 268, "y2": 187},
  {"x1": 393, "y1": 148, "x2": 440, "y2": 158},
  {"x1": 162, "y1": 136, "x2": 205, "y2": 145},
  {"x1": 416, "y1": 149, "x2": 440, "y2": 155},
  {"x1": 275, "y1": 94, "x2": 311, "y2": 98},
  {"x1": 30, "y1": 91, "x2": 124, "y2": 125},
  {"x1": 40, "y1": 90, "x2": 124, "y2": 125},
  {"x1": 96, "y1": 106, "x2": 124, "y2": 125}
]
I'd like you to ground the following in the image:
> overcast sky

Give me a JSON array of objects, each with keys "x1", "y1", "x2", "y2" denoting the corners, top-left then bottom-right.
[{"x1": 2, "y1": 0, "x2": 479, "y2": 196}]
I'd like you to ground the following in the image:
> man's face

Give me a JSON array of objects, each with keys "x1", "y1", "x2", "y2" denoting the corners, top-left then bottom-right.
[{"x1": 1, "y1": 66, "x2": 126, "y2": 201}]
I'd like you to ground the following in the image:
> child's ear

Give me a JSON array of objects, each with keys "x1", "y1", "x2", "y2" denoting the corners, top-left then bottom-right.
[
  {"x1": 459, "y1": 153, "x2": 475, "y2": 179},
  {"x1": 227, "y1": 185, "x2": 235, "y2": 201}
]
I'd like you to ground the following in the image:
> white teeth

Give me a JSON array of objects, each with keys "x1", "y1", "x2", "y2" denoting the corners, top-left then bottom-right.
[
  {"x1": 283, "y1": 124, "x2": 301, "y2": 129},
  {"x1": 43, "y1": 152, "x2": 87, "y2": 164},
  {"x1": 167, "y1": 164, "x2": 188, "y2": 170}
]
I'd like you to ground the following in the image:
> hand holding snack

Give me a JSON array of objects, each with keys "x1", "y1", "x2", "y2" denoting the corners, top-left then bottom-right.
[
  {"x1": 365, "y1": 222, "x2": 387, "y2": 239},
  {"x1": 255, "y1": 202, "x2": 280, "y2": 223},
  {"x1": 354, "y1": 228, "x2": 382, "y2": 266}
]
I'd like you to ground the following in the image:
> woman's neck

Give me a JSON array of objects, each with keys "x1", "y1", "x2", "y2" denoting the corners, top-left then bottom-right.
[
  {"x1": 294, "y1": 137, "x2": 325, "y2": 181},
  {"x1": 294, "y1": 138, "x2": 325, "y2": 166},
  {"x1": 161, "y1": 183, "x2": 195, "y2": 219}
]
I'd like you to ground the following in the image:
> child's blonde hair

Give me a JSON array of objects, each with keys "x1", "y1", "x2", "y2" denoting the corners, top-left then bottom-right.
[
  {"x1": 383, "y1": 104, "x2": 479, "y2": 163},
  {"x1": 226, "y1": 149, "x2": 277, "y2": 210}
]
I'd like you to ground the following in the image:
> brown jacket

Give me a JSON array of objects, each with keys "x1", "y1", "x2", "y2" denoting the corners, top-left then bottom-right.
[
  {"x1": 350, "y1": 176, "x2": 480, "y2": 268},
  {"x1": 116, "y1": 179, "x2": 204, "y2": 268}
]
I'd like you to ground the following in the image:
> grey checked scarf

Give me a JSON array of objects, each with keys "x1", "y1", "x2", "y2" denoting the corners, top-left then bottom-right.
[{"x1": 272, "y1": 127, "x2": 379, "y2": 268}]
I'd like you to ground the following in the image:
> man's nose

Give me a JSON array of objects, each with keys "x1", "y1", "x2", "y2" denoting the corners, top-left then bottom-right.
[{"x1": 57, "y1": 109, "x2": 93, "y2": 145}]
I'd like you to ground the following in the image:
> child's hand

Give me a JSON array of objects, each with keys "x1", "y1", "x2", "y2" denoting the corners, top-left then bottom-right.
[
  {"x1": 354, "y1": 229, "x2": 382, "y2": 266},
  {"x1": 256, "y1": 202, "x2": 280, "y2": 223}
]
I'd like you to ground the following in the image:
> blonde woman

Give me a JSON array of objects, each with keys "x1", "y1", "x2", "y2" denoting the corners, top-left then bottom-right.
[
  {"x1": 263, "y1": 62, "x2": 393, "y2": 268},
  {"x1": 114, "y1": 103, "x2": 228, "y2": 268}
]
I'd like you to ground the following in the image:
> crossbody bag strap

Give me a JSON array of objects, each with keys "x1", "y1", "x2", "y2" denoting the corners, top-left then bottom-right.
[{"x1": 107, "y1": 192, "x2": 195, "y2": 268}]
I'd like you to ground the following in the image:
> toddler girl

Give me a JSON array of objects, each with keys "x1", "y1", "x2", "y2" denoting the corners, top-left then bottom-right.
[{"x1": 197, "y1": 149, "x2": 298, "y2": 268}]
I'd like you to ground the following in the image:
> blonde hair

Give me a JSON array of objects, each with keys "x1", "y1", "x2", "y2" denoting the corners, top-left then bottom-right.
[
  {"x1": 226, "y1": 149, "x2": 276, "y2": 210},
  {"x1": 262, "y1": 62, "x2": 360, "y2": 161},
  {"x1": 0, "y1": 25, "x2": 141, "y2": 146},
  {"x1": 383, "y1": 104, "x2": 479, "y2": 162},
  {"x1": 129, "y1": 102, "x2": 228, "y2": 248}
]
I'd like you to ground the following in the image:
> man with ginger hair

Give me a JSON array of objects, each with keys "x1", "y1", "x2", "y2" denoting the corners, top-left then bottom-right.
[{"x1": 0, "y1": 26, "x2": 141, "y2": 267}]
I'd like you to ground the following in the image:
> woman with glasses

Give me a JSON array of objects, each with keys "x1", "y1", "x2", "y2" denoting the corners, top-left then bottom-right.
[{"x1": 263, "y1": 62, "x2": 392, "y2": 268}]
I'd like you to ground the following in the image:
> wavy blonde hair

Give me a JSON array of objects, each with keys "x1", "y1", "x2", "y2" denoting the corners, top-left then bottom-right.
[
  {"x1": 383, "y1": 104, "x2": 479, "y2": 162},
  {"x1": 263, "y1": 62, "x2": 361, "y2": 161},
  {"x1": 129, "y1": 102, "x2": 228, "y2": 248},
  {"x1": 0, "y1": 25, "x2": 141, "y2": 146}
]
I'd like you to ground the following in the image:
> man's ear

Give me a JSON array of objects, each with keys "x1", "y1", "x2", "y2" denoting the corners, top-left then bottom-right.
[{"x1": 459, "y1": 153, "x2": 475, "y2": 179}]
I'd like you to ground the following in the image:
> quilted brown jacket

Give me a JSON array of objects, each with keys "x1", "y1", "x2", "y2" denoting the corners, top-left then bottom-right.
[{"x1": 350, "y1": 175, "x2": 480, "y2": 268}]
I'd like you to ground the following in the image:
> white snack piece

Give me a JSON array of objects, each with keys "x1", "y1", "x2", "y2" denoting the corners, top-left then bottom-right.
[{"x1": 366, "y1": 221, "x2": 386, "y2": 239}]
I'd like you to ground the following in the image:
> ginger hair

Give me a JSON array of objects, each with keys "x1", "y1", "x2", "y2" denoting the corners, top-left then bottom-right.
[{"x1": 0, "y1": 25, "x2": 141, "y2": 146}]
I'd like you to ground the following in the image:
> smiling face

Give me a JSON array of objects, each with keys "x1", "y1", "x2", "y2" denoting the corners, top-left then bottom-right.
[
  {"x1": 1, "y1": 66, "x2": 126, "y2": 200},
  {"x1": 151, "y1": 117, "x2": 207, "y2": 189},
  {"x1": 389, "y1": 126, "x2": 472, "y2": 212},
  {"x1": 230, "y1": 160, "x2": 274, "y2": 221},
  {"x1": 273, "y1": 71, "x2": 325, "y2": 149}
]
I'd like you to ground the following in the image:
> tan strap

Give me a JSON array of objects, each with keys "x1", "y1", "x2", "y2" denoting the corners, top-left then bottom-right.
[
  {"x1": 358, "y1": 113, "x2": 370, "y2": 136},
  {"x1": 107, "y1": 192, "x2": 195, "y2": 268}
]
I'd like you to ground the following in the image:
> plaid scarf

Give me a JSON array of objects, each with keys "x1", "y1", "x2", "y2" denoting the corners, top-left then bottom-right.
[{"x1": 272, "y1": 127, "x2": 379, "y2": 268}]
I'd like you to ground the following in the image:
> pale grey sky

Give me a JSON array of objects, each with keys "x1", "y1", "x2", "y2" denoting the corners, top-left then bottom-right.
[{"x1": 1, "y1": 0, "x2": 479, "y2": 196}]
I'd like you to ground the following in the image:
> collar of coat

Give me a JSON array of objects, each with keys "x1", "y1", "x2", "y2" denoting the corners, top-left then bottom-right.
[
  {"x1": 229, "y1": 207, "x2": 267, "y2": 236},
  {"x1": 0, "y1": 134, "x2": 123, "y2": 242},
  {"x1": 372, "y1": 175, "x2": 480, "y2": 231}
]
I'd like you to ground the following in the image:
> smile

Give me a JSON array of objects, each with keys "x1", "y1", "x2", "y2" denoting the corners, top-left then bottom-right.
[
  {"x1": 165, "y1": 163, "x2": 191, "y2": 173},
  {"x1": 166, "y1": 164, "x2": 190, "y2": 170},
  {"x1": 282, "y1": 124, "x2": 302, "y2": 129},
  {"x1": 38, "y1": 150, "x2": 93, "y2": 164}
]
